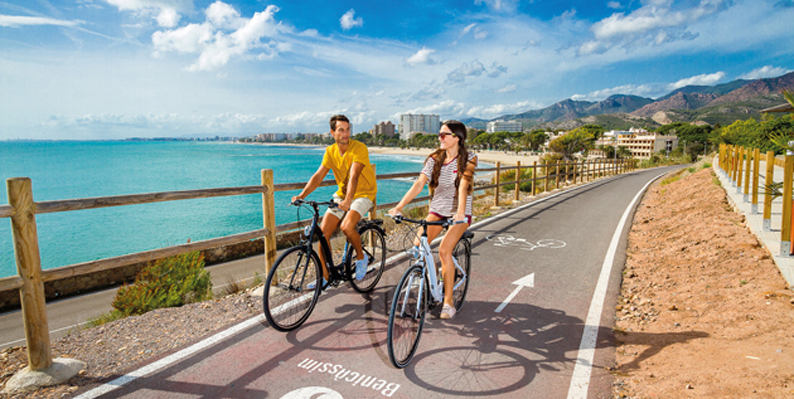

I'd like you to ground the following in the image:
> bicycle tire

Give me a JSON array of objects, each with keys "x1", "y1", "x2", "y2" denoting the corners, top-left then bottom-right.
[
  {"x1": 263, "y1": 246, "x2": 322, "y2": 332},
  {"x1": 348, "y1": 225, "x2": 386, "y2": 293},
  {"x1": 452, "y1": 238, "x2": 471, "y2": 311},
  {"x1": 387, "y1": 265, "x2": 426, "y2": 368}
]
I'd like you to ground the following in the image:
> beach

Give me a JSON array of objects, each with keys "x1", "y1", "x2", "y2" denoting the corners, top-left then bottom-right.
[{"x1": 369, "y1": 146, "x2": 542, "y2": 166}]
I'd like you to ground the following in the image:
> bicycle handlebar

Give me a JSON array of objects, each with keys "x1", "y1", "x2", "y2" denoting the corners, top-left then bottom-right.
[
  {"x1": 291, "y1": 199, "x2": 338, "y2": 209},
  {"x1": 386, "y1": 213, "x2": 464, "y2": 227}
]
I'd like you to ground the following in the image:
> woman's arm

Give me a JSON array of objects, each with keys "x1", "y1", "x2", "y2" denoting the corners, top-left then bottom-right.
[
  {"x1": 454, "y1": 155, "x2": 478, "y2": 220},
  {"x1": 389, "y1": 174, "x2": 428, "y2": 215}
]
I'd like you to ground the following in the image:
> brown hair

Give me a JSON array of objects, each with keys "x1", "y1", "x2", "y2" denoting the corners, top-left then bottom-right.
[
  {"x1": 427, "y1": 120, "x2": 474, "y2": 196},
  {"x1": 329, "y1": 114, "x2": 350, "y2": 131}
]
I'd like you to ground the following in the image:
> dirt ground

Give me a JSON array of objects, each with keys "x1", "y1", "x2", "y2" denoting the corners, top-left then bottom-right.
[{"x1": 612, "y1": 167, "x2": 794, "y2": 398}]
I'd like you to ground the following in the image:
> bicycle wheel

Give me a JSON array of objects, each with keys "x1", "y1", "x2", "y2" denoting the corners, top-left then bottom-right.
[
  {"x1": 387, "y1": 265, "x2": 426, "y2": 368},
  {"x1": 348, "y1": 225, "x2": 386, "y2": 293},
  {"x1": 452, "y1": 238, "x2": 471, "y2": 311},
  {"x1": 263, "y1": 246, "x2": 322, "y2": 332}
]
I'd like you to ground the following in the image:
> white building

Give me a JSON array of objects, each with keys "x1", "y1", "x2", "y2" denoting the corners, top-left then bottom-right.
[
  {"x1": 593, "y1": 128, "x2": 678, "y2": 160},
  {"x1": 398, "y1": 114, "x2": 440, "y2": 141},
  {"x1": 487, "y1": 120, "x2": 523, "y2": 133}
]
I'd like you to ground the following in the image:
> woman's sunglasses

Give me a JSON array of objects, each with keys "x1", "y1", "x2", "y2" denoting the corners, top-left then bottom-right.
[{"x1": 438, "y1": 132, "x2": 455, "y2": 139}]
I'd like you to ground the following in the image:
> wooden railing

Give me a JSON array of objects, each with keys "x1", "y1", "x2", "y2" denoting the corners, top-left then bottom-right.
[
  {"x1": 1, "y1": 156, "x2": 633, "y2": 372},
  {"x1": 718, "y1": 143, "x2": 793, "y2": 255}
]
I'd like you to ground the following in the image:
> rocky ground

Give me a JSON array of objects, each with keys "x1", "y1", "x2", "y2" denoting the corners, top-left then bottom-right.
[{"x1": 2, "y1": 165, "x2": 793, "y2": 398}]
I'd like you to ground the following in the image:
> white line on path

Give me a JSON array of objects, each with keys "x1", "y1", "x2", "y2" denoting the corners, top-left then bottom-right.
[
  {"x1": 71, "y1": 170, "x2": 659, "y2": 398},
  {"x1": 565, "y1": 172, "x2": 666, "y2": 399}
]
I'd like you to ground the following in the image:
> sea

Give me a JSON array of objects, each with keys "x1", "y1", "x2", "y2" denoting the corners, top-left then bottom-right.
[{"x1": 0, "y1": 140, "x2": 429, "y2": 279}]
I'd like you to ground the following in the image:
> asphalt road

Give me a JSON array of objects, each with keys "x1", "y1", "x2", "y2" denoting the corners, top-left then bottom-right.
[{"x1": 4, "y1": 165, "x2": 682, "y2": 398}]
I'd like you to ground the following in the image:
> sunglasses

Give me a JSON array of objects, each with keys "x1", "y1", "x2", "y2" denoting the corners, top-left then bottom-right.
[{"x1": 438, "y1": 132, "x2": 455, "y2": 139}]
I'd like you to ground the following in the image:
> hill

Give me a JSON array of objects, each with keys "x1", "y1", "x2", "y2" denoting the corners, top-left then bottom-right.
[{"x1": 491, "y1": 71, "x2": 794, "y2": 131}]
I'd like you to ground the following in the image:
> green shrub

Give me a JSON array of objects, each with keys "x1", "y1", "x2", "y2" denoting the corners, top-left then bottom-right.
[
  {"x1": 499, "y1": 168, "x2": 535, "y2": 192},
  {"x1": 112, "y1": 251, "x2": 212, "y2": 316}
]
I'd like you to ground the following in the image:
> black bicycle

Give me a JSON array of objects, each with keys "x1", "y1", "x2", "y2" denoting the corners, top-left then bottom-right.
[{"x1": 263, "y1": 199, "x2": 387, "y2": 332}]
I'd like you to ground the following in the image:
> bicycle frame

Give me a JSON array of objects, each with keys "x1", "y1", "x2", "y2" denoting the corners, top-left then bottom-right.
[
  {"x1": 299, "y1": 201, "x2": 351, "y2": 282},
  {"x1": 393, "y1": 214, "x2": 468, "y2": 304}
]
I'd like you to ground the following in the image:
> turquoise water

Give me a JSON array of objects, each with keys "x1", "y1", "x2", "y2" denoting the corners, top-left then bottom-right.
[{"x1": 0, "y1": 141, "x2": 427, "y2": 278}]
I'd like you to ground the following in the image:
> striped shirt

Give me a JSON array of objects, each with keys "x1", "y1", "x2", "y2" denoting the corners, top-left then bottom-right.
[{"x1": 421, "y1": 152, "x2": 477, "y2": 217}]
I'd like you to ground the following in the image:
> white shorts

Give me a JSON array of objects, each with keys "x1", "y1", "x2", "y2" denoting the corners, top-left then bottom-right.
[{"x1": 325, "y1": 193, "x2": 374, "y2": 220}]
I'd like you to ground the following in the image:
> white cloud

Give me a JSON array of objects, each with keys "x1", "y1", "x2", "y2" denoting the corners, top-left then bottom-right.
[
  {"x1": 466, "y1": 101, "x2": 541, "y2": 119},
  {"x1": 105, "y1": 0, "x2": 193, "y2": 27},
  {"x1": 580, "y1": 0, "x2": 728, "y2": 55},
  {"x1": 497, "y1": 84, "x2": 516, "y2": 93},
  {"x1": 446, "y1": 60, "x2": 486, "y2": 84},
  {"x1": 474, "y1": 0, "x2": 519, "y2": 13},
  {"x1": 0, "y1": 15, "x2": 82, "y2": 27},
  {"x1": 668, "y1": 71, "x2": 725, "y2": 90},
  {"x1": 406, "y1": 47, "x2": 435, "y2": 66},
  {"x1": 739, "y1": 65, "x2": 792, "y2": 80},
  {"x1": 607, "y1": 1, "x2": 622, "y2": 9},
  {"x1": 571, "y1": 83, "x2": 655, "y2": 101},
  {"x1": 152, "y1": 4, "x2": 283, "y2": 71},
  {"x1": 340, "y1": 9, "x2": 363, "y2": 31},
  {"x1": 156, "y1": 8, "x2": 179, "y2": 27}
]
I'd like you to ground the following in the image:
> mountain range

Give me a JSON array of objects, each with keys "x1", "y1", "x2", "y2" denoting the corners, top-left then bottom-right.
[{"x1": 463, "y1": 71, "x2": 794, "y2": 131}]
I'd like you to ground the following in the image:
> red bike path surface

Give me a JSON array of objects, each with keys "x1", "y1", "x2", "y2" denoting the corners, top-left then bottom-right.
[{"x1": 72, "y1": 166, "x2": 681, "y2": 399}]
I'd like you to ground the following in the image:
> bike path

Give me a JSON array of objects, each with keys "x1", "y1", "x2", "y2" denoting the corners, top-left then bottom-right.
[{"x1": 74, "y1": 166, "x2": 681, "y2": 399}]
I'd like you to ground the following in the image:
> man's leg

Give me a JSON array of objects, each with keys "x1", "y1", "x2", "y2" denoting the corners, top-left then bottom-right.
[
  {"x1": 339, "y1": 210, "x2": 364, "y2": 260},
  {"x1": 318, "y1": 213, "x2": 341, "y2": 280}
]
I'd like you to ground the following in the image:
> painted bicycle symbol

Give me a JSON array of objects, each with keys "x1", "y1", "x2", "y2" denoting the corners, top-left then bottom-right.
[{"x1": 485, "y1": 234, "x2": 566, "y2": 251}]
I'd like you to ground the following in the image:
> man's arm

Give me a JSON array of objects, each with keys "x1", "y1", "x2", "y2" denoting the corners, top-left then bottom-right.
[
  {"x1": 291, "y1": 165, "x2": 330, "y2": 203},
  {"x1": 340, "y1": 161, "x2": 365, "y2": 211}
]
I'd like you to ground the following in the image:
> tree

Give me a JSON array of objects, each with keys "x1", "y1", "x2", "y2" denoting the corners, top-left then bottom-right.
[{"x1": 548, "y1": 128, "x2": 595, "y2": 160}]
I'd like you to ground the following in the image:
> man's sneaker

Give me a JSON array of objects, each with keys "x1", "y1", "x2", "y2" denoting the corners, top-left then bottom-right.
[
  {"x1": 355, "y1": 254, "x2": 370, "y2": 280},
  {"x1": 307, "y1": 277, "x2": 328, "y2": 290}
]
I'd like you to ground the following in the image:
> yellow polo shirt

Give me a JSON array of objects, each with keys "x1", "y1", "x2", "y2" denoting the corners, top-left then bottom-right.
[{"x1": 322, "y1": 139, "x2": 377, "y2": 202}]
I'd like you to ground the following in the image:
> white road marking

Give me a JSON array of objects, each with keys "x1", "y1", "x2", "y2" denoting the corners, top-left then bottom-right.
[
  {"x1": 495, "y1": 273, "x2": 534, "y2": 313},
  {"x1": 566, "y1": 172, "x2": 665, "y2": 399}
]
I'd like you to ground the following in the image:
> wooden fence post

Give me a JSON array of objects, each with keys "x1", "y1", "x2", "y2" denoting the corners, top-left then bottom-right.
[
  {"x1": 514, "y1": 161, "x2": 521, "y2": 202},
  {"x1": 532, "y1": 161, "x2": 537, "y2": 196},
  {"x1": 261, "y1": 169, "x2": 276, "y2": 276},
  {"x1": 544, "y1": 160, "x2": 550, "y2": 193},
  {"x1": 764, "y1": 151, "x2": 775, "y2": 230},
  {"x1": 743, "y1": 147, "x2": 752, "y2": 202},
  {"x1": 752, "y1": 148, "x2": 760, "y2": 213},
  {"x1": 555, "y1": 162, "x2": 561, "y2": 189},
  {"x1": 781, "y1": 155, "x2": 793, "y2": 256},
  {"x1": 736, "y1": 147, "x2": 744, "y2": 194},
  {"x1": 7, "y1": 177, "x2": 52, "y2": 371},
  {"x1": 494, "y1": 161, "x2": 501, "y2": 208}
]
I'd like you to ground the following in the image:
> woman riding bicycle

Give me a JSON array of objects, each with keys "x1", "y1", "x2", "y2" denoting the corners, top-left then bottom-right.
[{"x1": 388, "y1": 120, "x2": 477, "y2": 319}]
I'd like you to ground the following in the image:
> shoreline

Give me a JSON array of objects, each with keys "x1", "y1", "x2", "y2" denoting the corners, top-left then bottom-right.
[{"x1": 368, "y1": 146, "x2": 541, "y2": 166}]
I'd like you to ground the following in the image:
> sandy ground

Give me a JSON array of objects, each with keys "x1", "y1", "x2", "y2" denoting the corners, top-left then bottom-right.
[
  {"x1": 612, "y1": 166, "x2": 794, "y2": 398},
  {"x1": 369, "y1": 146, "x2": 541, "y2": 166}
]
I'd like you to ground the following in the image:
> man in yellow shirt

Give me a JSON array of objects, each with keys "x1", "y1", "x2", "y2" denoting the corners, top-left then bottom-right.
[{"x1": 291, "y1": 114, "x2": 377, "y2": 288}]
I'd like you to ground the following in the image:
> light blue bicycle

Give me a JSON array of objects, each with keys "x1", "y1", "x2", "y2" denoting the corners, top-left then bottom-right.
[{"x1": 386, "y1": 214, "x2": 473, "y2": 368}]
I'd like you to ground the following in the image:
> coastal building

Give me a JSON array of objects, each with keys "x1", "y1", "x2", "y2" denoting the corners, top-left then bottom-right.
[
  {"x1": 258, "y1": 133, "x2": 288, "y2": 142},
  {"x1": 487, "y1": 120, "x2": 522, "y2": 133},
  {"x1": 373, "y1": 121, "x2": 396, "y2": 137},
  {"x1": 398, "y1": 114, "x2": 440, "y2": 140},
  {"x1": 592, "y1": 128, "x2": 678, "y2": 160}
]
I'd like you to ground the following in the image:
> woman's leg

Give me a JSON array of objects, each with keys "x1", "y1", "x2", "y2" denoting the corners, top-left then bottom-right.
[{"x1": 439, "y1": 223, "x2": 468, "y2": 307}]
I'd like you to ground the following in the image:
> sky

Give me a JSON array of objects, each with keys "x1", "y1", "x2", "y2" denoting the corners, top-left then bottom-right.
[{"x1": 1, "y1": 0, "x2": 793, "y2": 140}]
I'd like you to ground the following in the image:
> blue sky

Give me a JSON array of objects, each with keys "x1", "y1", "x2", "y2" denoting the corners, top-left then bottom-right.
[{"x1": 1, "y1": 0, "x2": 793, "y2": 140}]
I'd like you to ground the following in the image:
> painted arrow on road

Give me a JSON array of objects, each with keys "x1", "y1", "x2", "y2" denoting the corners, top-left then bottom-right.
[{"x1": 495, "y1": 273, "x2": 535, "y2": 313}]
